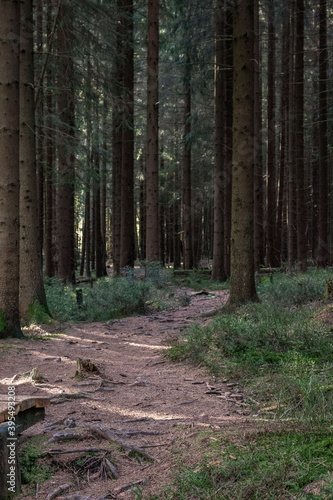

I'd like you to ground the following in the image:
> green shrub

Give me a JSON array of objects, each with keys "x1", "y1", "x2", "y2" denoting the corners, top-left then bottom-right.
[
  {"x1": 258, "y1": 268, "x2": 332, "y2": 306},
  {"x1": 45, "y1": 273, "x2": 170, "y2": 323}
]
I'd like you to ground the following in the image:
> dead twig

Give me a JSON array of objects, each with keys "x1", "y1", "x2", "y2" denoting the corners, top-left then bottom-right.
[
  {"x1": 88, "y1": 425, "x2": 156, "y2": 461},
  {"x1": 45, "y1": 483, "x2": 71, "y2": 500}
]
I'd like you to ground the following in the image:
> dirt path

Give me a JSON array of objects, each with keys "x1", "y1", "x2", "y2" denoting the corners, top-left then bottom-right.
[{"x1": 0, "y1": 289, "x2": 252, "y2": 499}]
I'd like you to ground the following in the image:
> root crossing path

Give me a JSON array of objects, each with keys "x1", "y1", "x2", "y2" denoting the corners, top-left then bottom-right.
[{"x1": 2, "y1": 289, "x2": 252, "y2": 500}]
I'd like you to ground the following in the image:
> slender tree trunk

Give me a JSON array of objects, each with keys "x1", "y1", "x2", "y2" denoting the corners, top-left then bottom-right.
[
  {"x1": 19, "y1": 0, "x2": 49, "y2": 320},
  {"x1": 57, "y1": 1, "x2": 76, "y2": 283},
  {"x1": 288, "y1": 7, "x2": 297, "y2": 269},
  {"x1": 102, "y1": 97, "x2": 108, "y2": 270},
  {"x1": 94, "y1": 145, "x2": 104, "y2": 277},
  {"x1": 266, "y1": 1, "x2": 277, "y2": 268},
  {"x1": 112, "y1": 1, "x2": 123, "y2": 276},
  {"x1": 45, "y1": 0, "x2": 55, "y2": 277},
  {"x1": 36, "y1": 0, "x2": 44, "y2": 261},
  {"x1": 0, "y1": 0, "x2": 23, "y2": 338},
  {"x1": 183, "y1": 58, "x2": 193, "y2": 270},
  {"x1": 224, "y1": 6, "x2": 233, "y2": 276},
  {"x1": 295, "y1": 0, "x2": 307, "y2": 270},
  {"x1": 120, "y1": 0, "x2": 135, "y2": 270},
  {"x1": 229, "y1": 0, "x2": 258, "y2": 305},
  {"x1": 212, "y1": 0, "x2": 226, "y2": 281},
  {"x1": 317, "y1": 0, "x2": 328, "y2": 267},
  {"x1": 146, "y1": 0, "x2": 159, "y2": 261},
  {"x1": 139, "y1": 155, "x2": 146, "y2": 260},
  {"x1": 277, "y1": 14, "x2": 290, "y2": 264},
  {"x1": 253, "y1": 0, "x2": 264, "y2": 270},
  {"x1": 173, "y1": 150, "x2": 181, "y2": 269}
]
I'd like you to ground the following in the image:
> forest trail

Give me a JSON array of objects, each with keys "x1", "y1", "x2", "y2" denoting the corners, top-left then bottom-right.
[{"x1": 1, "y1": 289, "x2": 254, "y2": 499}]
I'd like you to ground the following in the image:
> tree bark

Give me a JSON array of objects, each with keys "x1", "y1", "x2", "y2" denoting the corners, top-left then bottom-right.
[
  {"x1": 19, "y1": 0, "x2": 49, "y2": 320},
  {"x1": 317, "y1": 0, "x2": 328, "y2": 267},
  {"x1": 253, "y1": 0, "x2": 264, "y2": 271},
  {"x1": 57, "y1": 1, "x2": 76, "y2": 283},
  {"x1": 0, "y1": 0, "x2": 23, "y2": 338},
  {"x1": 146, "y1": 0, "x2": 160, "y2": 261},
  {"x1": 212, "y1": 0, "x2": 226, "y2": 281},
  {"x1": 120, "y1": 0, "x2": 135, "y2": 270},
  {"x1": 229, "y1": 0, "x2": 258, "y2": 305},
  {"x1": 266, "y1": 0, "x2": 277, "y2": 268},
  {"x1": 224, "y1": 6, "x2": 233, "y2": 276},
  {"x1": 182, "y1": 57, "x2": 193, "y2": 270},
  {"x1": 295, "y1": 0, "x2": 307, "y2": 270}
]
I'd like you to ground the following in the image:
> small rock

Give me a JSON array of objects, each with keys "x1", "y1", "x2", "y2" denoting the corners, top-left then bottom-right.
[{"x1": 64, "y1": 419, "x2": 76, "y2": 428}]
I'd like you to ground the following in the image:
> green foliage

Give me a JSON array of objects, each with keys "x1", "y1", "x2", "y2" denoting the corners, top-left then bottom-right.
[
  {"x1": 0, "y1": 310, "x2": 6, "y2": 332},
  {"x1": 27, "y1": 301, "x2": 52, "y2": 325},
  {"x1": 153, "y1": 430, "x2": 333, "y2": 499},
  {"x1": 172, "y1": 270, "x2": 229, "y2": 291},
  {"x1": 168, "y1": 270, "x2": 333, "y2": 422},
  {"x1": 258, "y1": 268, "x2": 331, "y2": 307},
  {"x1": 45, "y1": 273, "x2": 171, "y2": 323},
  {"x1": 19, "y1": 435, "x2": 52, "y2": 486}
]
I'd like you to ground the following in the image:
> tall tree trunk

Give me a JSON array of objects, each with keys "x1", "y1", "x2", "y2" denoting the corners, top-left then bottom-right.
[
  {"x1": 36, "y1": 0, "x2": 44, "y2": 261},
  {"x1": 277, "y1": 14, "x2": 290, "y2": 264},
  {"x1": 183, "y1": 58, "x2": 193, "y2": 270},
  {"x1": 94, "y1": 145, "x2": 104, "y2": 277},
  {"x1": 0, "y1": 0, "x2": 23, "y2": 338},
  {"x1": 253, "y1": 0, "x2": 264, "y2": 271},
  {"x1": 224, "y1": 6, "x2": 233, "y2": 276},
  {"x1": 212, "y1": 0, "x2": 226, "y2": 281},
  {"x1": 57, "y1": 1, "x2": 75, "y2": 283},
  {"x1": 139, "y1": 155, "x2": 146, "y2": 260},
  {"x1": 45, "y1": 0, "x2": 55, "y2": 277},
  {"x1": 266, "y1": 0, "x2": 277, "y2": 268},
  {"x1": 173, "y1": 146, "x2": 181, "y2": 269},
  {"x1": 120, "y1": 0, "x2": 135, "y2": 270},
  {"x1": 112, "y1": 0, "x2": 123, "y2": 276},
  {"x1": 19, "y1": 0, "x2": 49, "y2": 320},
  {"x1": 317, "y1": 0, "x2": 328, "y2": 267},
  {"x1": 229, "y1": 0, "x2": 258, "y2": 305},
  {"x1": 288, "y1": 7, "x2": 297, "y2": 269},
  {"x1": 146, "y1": 0, "x2": 159, "y2": 261},
  {"x1": 295, "y1": 0, "x2": 307, "y2": 270}
]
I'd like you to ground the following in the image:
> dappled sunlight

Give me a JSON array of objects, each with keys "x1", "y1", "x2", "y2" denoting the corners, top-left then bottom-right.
[{"x1": 124, "y1": 342, "x2": 169, "y2": 350}]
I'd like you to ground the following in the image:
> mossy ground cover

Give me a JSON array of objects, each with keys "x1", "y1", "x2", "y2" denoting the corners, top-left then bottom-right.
[{"x1": 19, "y1": 435, "x2": 53, "y2": 487}]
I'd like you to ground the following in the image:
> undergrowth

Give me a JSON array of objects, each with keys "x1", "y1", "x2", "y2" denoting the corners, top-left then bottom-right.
[
  {"x1": 162, "y1": 268, "x2": 333, "y2": 498},
  {"x1": 172, "y1": 269, "x2": 229, "y2": 291},
  {"x1": 45, "y1": 263, "x2": 173, "y2": 322},
  {"x1": 151, "y1": 429, "x2": 333, "y2": 499}
]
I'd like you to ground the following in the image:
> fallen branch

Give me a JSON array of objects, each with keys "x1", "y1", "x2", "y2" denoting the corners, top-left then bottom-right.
[
  {"x1": 47, "y1": 432, "x2": 88, "y2": 443},
  {"x1": 114, "y1": 478, "x2": 149, "y2": 494},
  {"x1": 45, "y1": 483, "x2": 71, "y2": 500},
  {"x1": 39, "y1": 447, "x2": 108, "y2": 457},
  {"x1": 105, "y1": 457, "x2": 119, "y2": 479},
  {"x1": 88, "y1": 425, "x2": 156, "y2": 461}
]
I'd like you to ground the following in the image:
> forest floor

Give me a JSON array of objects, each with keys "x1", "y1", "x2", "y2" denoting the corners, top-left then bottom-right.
[{"x1": 1, "y1": 288, "x2": 289, "y2": 499}]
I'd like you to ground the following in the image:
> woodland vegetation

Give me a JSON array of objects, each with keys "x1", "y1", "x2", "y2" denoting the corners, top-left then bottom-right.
[
  {"x1": 0, "y1": 0, "x2": 332, "y2": 331},
  {"x1": 0, "y1": 1, "x2": 333, "y2": 496}
]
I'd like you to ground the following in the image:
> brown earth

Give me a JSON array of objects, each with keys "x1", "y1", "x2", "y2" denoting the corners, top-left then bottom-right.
[{"x1": 0, "y1": 289, "x2": 259, "y2": 500}]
